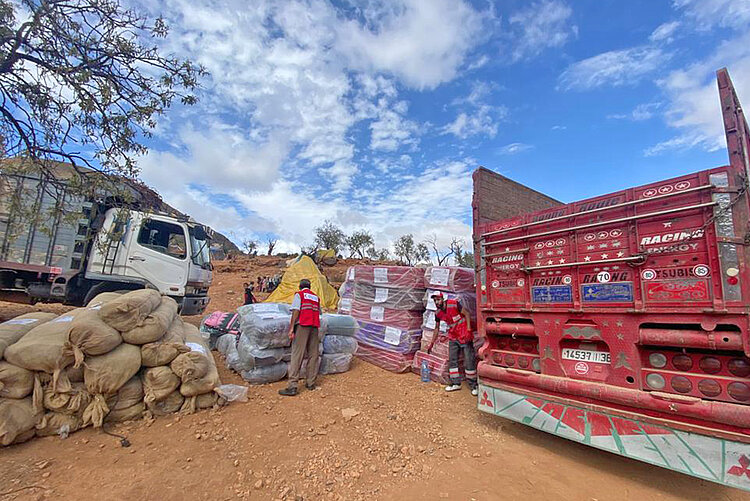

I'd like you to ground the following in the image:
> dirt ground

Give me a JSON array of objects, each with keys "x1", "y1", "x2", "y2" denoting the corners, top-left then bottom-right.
[{"x1": 1, "y1": 259, "x2": 749, "y2": 500}]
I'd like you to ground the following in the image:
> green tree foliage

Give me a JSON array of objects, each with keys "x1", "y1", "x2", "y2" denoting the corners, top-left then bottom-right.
[
  {"x1": 346, "y1": 230, "x2": 374, "y2": 259},
  {"x1": 0, "y1": 0, "x2": 205, "y2": 178},
  {"x1": 314, "y1": 220, "x2": 346, "y2": 253},
  {"x1": 393, "y1": 234, "x2": 429, "y2": 266}
]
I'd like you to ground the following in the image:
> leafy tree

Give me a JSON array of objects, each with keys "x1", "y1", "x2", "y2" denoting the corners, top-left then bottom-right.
[
  {"x1": 0, "y1": 0, "x2": 205, "y2": 179},
  {"x1": 314, "y1": 220, "x2": 346, "y2": 253},
  {"x1": 242, "y1": 239, "x2": 258, "y2": 256},
  {"x1": 367, "y1": 246, "x2": 390, "y2": 262},
  {"x1": 423, "y1": 234, "x2": 454, "y2": 266},
  {"x1": 393, "y1": 234, "x2": 429, "y2": 266},
  {"x1": 346, "y1": 230, "x2": 374, "y2": 259},
  {"x1": 450, "y1": 238, "x2": 475, "y2": 268}
]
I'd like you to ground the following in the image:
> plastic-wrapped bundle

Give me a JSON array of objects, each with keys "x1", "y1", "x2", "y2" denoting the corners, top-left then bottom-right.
[
  {"x1": 346, "y1": 265, "x2": 425, "y2": 288},
  {"x1": 420, "y1": 329, "x2": 485, "y2": 359},
  {"x1": 320, "y1": 353, "x2": 353, "y2": 374},
  {"x1": 322, "y1": 335, "x2": 358, "y2": 354},
  {"x1": 355, "y1": 343, "x2": 414, "y2": 373},
  {"x1": 422, "y1": 310, "x2": 448, "y2": 334},
  {"x1": 338, "y1": 297, "x2": 352, "y2": 314},
  {"x1": 350, "y1": 301, "x2": 423, "y2": 330},
  {"x1": 411, "y1": 350, "x2": 455, "y2": 384},
  {"x1": 320, "y1": 314, "x2": 358, "y2": 337},
  {"x1": 241, "y1": 362, "x2": 287, "y2": 385},
  {"x1": 201, "y1": 311, "x2": 240, "y2": 349},
  {"x1": 424, "y1": 267, "x2": 475, "y2": 292},
  {"x1": 338, "y1": 281, "x2": 353, "y2": 299},
  {"x1": 356, "y1": 322, "x2": 421, "y2": 354},
  {"x1": 235, "y1": 334, "x2": 291, "y2": 371},
  {"x1": 353, "y1": 282, "x2": 425, "y2": 310},
  {"x1": 423, "y1": 290, "x2": 477, "y2": 320},
  {"x1": 237, "y1": 303, "x2": 291, "y2": 349}
]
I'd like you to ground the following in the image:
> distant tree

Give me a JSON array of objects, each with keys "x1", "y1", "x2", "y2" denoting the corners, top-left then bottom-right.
[
  {"x1": 423, "y1": 234, "x2": 454, "y2": 266},
  {"x1": 0, "y1": 0, "x2": 205, "y2": 180},
  {"x1": 394, "y1": 234, "x2": 429, "y2": 266},
  {"x1": 241, "y1": 239, "x2": 258, "y2": 256},
  {"x1": 314, "y1": 220, "x2": 346, "y2": 253},
  {"x1": 266, "y1": 237, "x2": 277, "y2": 256},
  {"x1": 450, "y1": 238, "x2": 475, "y2": 268},
  {"x1": 346, "y1": 230, "x2": 374, "y2": 259},
  {"x1": 367, "y1": 247, "x2": 391, "y2": 262}
]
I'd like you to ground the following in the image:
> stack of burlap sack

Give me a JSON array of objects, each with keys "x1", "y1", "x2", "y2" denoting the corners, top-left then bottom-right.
[{"x1": 0, "y1": 289, "x2": 222, "y2": 447}]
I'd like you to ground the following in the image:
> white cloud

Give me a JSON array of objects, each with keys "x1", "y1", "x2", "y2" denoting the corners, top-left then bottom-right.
[
  {"x1": 508, "y1": 0, "x2": 577, "y2": 62},
  {"x1": 558, "y1": 46, "x2": 670, "y2": 91},
  {"x1": 649, "y1": 21, "x2": 681, "y2": 43},
  {"x1": 607, "y1": 102, "x2": 662, "y2": 121},
  {"x1": 673, "y1": 0, "x2": 750, "y2": 30},
  {"x1": 498, "y1": 143, "x2": 534, "y2": 155},
  {"x1": 335, "y1": 0, "x2": 485, "y2": 90},
  {"x1": 441, "y1": 105, "x2": 500, "y2": 140},
  {"x1": 370, "y1": 100, "x2": 420, "y2": 151},
  {"x1": 645, "y1": 33, "x2": 750, "y2": 155}
]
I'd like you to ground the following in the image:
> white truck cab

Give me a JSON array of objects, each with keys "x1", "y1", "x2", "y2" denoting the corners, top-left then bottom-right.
[{"x1": 86, "y1": 209, "x2": 212, "y2": 314}]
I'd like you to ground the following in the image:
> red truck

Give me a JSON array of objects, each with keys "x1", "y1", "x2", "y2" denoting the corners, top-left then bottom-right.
[{"x1": 473, "y1": 68, "x2": 750, "y2": 491}]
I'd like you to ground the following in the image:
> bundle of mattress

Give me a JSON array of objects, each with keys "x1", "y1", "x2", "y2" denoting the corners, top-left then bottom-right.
[
  {"x1": 340, "y1": 266, "x2": 426, "y2": 373},
  {"x1": 199, "y1": 311, "x2": 240, "y2": 349}
]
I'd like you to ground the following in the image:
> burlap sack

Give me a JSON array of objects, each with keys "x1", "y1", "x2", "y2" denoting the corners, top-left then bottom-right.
[
  {"x1": 84, "y1": 343, "x2": 141, "y2": 395},
  {"x1": 99, "y1": 289, "x2": 162, "y2": 331},
  {"x1": 0, "y1": 361, "x2": 34, "y2": 399},
  {"x1": 142, "y1": 366, "x2": 180, "y2": 404},
  {"x1": 64, "y1": 308, "x2": 122, "y2": 368},
  {"x1": 35, "y1": 412, "x2": 82, "y2": 437},
  {"x1": 141, "y1": 316, "x2": 189, "y2": 367},
  {"x1": 171, "y1": 324, "x2": 211, "y2": 382},
  {"x1": 145, "y1": 390, "x2": 183, "y2": 416},
  {"x1": 66, "y1": 365, "x2": 84, "y2": 383},
  {"x1": 122, "y1": 296, "x2": 178, "y2": 345},
  {"x1": 179, "y1": 392, "x2": 220, "y2": 414},
  {"x1": 43, "y1": 382, "x2": 90, "y2": 416},
  {"x1": 0, "y1": 397, "x2": 38, "y2": 446},
  {"x1": 103, "y1": 376, "x2": 144, "y2": 423},
  {"x1": 105, "y1": 402, "x2": 145, "y2": 423},
  {"x1": 0, "y1": 312, "x2": 57, "y2": 360},
  {"x1": 4, "y1": 311, "x2": 80, "y2": 392},
  {"x1": 86, "y1": 291, "x2": 124, "y2": 309}
]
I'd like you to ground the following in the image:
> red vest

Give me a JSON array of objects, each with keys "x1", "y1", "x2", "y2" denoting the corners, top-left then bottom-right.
[
  {"x1": 297, "y1": 288, "x2": 320, "y2": 327},
  {"x1": 436, "y1": 299, "x2": 471, "y2": 343}
]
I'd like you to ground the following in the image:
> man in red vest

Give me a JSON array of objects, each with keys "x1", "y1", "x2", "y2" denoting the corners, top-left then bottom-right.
[
  {"x1": 279, "y1": 278, "x2": 321, "y2": 396},
  {"x1": 427, "y1": 292, "x2": 477, "y2": 395}
]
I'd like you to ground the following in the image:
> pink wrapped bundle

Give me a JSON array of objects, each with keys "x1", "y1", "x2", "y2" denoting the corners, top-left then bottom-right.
[
  {"x1": 424, "y1": 267, "x2": 475, "y2": 292},
  {"x1": 411, "y1": 350, "x2": 455, "y2": 384},
  {"x1": 346, "y1": 266, "x2": 425, "y2": 289},
  {"x1": 355, "y1": 342, "x2": 414, "y2": 373},
  {"x1": 419, "y1": 329, "x2": 485, "y2": 358},
  {"x1": 201, "y1": 311, "x2": 240, "y2": 335},
  {"x1": 350, "y1": 301, "x2": 423, "y2": 330}
]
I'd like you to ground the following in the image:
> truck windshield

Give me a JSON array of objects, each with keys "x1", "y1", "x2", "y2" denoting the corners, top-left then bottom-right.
[{"x1": 188, "y1": 226, "x2": 211, "y2": 269}]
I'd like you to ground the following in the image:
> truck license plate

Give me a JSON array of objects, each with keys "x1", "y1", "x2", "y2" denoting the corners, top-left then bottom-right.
[{"x1": 561, "y1": 348, "x2": 611, "y2": 364}]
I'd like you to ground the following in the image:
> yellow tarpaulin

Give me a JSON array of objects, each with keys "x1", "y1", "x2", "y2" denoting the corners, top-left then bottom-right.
[{"x1": 265, "y1": 255, "x2": 339, "y2": 311}]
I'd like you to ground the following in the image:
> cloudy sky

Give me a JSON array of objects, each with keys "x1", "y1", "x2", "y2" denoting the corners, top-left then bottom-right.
[{"x1": 133, "y1": 0, "x2": 750, "y2": 256}]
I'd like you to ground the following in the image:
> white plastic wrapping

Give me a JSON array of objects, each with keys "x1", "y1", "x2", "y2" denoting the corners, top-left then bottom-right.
[
  {"x1": 320, "y1": 353, "x2": 353, "y2": 374},
  {"x1": 241, "y1": 362, "x2": 288, "y2": 385},
  {"x1": 322, "y1": 335, "x2": 358, "y2": 354},
  {"x1": 320, "y1": 314, "x2": 358, "y2": 337}
]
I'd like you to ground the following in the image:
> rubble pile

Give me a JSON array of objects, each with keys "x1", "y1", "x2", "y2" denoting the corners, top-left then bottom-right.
[
  {"x1": 412, "y1": 267, "x2": 482, "y2": 384},
  {"x1": 341, "y1": 266, "x2": 426, "y2": 373},
  {"x1": 0, "y1": 290, "x2": 223, "y2": 446}
]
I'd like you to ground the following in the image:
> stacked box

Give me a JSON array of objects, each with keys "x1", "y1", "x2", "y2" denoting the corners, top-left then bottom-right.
[
  {"x1": 412, "y1": 267, "x2": 482, "y2": 383},
  {"x1": 341, "y1": 266, "x2": 425, "y2": 373}
]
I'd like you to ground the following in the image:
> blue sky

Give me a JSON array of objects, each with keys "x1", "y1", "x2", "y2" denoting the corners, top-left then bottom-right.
[{"x1": 134, "y1": 0, "x2": 750, "y2": 257}]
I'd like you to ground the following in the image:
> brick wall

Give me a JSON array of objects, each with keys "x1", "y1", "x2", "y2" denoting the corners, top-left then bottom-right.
[{"x1": 472, "y1": 167, "x2": 562, "y2": 227}]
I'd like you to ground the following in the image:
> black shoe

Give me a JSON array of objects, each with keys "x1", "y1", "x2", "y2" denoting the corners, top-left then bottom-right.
[
  {"x1": 306, "y1": 383, "x2": 317, "y2": 391},
  {"x1": 279, "y1": 387, "x2": 298, "y2": 396}
]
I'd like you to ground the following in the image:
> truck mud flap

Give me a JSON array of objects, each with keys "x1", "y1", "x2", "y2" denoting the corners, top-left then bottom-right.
[{"x1": 477, "y1": 382, "x2": 750, "y2": 492}]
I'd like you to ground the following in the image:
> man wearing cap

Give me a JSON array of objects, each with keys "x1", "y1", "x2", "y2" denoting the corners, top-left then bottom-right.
[
  {"x1": 279, "y1": 278, "x2": 321, "y2": 396},
  {"x1": 427, "y1": 292, "x2": 478, "y2": 395}
]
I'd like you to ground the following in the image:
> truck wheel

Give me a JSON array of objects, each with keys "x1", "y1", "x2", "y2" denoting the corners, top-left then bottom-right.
[{"x1": 83, "y1": 283, "x2": 141, "y2": 306}]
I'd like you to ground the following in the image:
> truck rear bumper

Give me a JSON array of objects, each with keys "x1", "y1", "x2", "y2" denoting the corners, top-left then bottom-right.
[
  {"x1": 179, "y1": 295, "x2": 210, "y2": 316},
  {"x1": 477, "y1": 381, "x2": 750, "y2": 492}
]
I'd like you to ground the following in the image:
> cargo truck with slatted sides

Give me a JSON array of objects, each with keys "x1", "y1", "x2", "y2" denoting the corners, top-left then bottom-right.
[
  {"x1": 0, "y1": 162, "x2": 212, "y2": 314},
  {"x1": 473, "y1": 68, "x2": 750, "y2": 491}
]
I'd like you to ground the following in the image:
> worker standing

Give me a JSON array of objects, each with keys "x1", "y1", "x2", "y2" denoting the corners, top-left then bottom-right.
[
  {"x1": 427, "y1": 292, "x2": 477, "y2": 395},
  {"x1": 279, "y1": 278, "x2": 321, "y2": 396}
]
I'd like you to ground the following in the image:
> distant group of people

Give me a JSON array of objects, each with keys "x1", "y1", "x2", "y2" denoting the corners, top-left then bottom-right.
[{"x1": 242, "y1": 274, "x2": 282, "y2": 305}]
